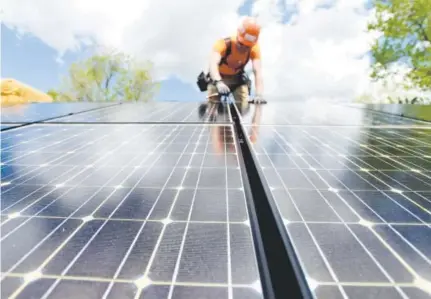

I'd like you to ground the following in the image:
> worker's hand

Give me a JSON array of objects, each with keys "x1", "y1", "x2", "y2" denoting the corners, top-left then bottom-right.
[{"x1": 215, "y1": 81, "x2": 230, "y2": 95}]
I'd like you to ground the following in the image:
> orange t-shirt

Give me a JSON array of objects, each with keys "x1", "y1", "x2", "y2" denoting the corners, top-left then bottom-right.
[{"x1": 213, "y1": 35, "x2": 261, "y2": 75}]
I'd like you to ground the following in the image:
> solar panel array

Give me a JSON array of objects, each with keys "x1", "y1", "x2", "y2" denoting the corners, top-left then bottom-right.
[
  {"x1": 1, "y1": 100, "x2": 430, "y2": 299},
  {"x1": 238, "y1": 103, "x2": 431, "y2": 299}
]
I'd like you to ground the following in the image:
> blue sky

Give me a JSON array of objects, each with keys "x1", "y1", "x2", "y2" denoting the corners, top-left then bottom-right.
[
  {"x1": 1, "y1": 23, "x2": 202, "y2": 102},
  {"x1": 1, "y1": 0, "x2": 378, "y2": 103},
  {"x1": 1, "y1": 1, "x2": 255, "y2": 102}
]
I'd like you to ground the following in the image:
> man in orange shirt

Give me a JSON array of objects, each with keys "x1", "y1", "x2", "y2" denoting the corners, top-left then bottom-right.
[{"x1": 205, "y1": 17, "x2": 265, "y2": 107}]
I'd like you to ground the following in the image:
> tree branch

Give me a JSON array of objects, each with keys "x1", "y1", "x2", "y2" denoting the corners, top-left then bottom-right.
[{"x1": 105, "y1": 73, "x2": 113, "y2": 90}]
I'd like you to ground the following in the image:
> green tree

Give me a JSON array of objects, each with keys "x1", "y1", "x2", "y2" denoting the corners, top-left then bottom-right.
[
  {"x1": 52, "y1": 49, "x2": 159, "y2": 102},
  {"x1": 47, "y1": 89, "x2": 59, "y2": 101},
  {"x1": 116, "y1": 60, "x2": 160, "y2": 102},
  {"x1": 367, "y1": 0, "x2": 431, "y2": 91}
]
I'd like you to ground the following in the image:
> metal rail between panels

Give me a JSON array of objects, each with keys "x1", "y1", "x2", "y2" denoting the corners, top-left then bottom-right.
[
  {"x1": 0, "y1": 103, "x2": 122, "y2": 132},
  {"x1": 230, "y1": 103, "x2": 314, "y2": 299}
]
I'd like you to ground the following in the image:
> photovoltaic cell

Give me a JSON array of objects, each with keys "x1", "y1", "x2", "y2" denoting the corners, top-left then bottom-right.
[
  {"x1": 245, "y1": 123, "x2": 431, "y2": 298},
  {"x1": 1, "y1": 102, "x2": 116, "y2": 123},
  {"x1": 45, "y1": 102, "x2": 231, "y2": 123},
  {"x1": 0, "y1": 123, "x2": 262, "y2": 299}
]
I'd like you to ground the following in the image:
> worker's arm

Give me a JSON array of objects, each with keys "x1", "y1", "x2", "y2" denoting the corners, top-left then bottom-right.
[
  {"x1": 252, "y1": 58, "x2": 264, "y2": 97},
  {"x1": 250, "y1": 44, "x2": 264, "y2": 97},
  {"x1": 208, "y1": 42, "x2": 230, "y2": 95},
  {"x1": 209, "y1": 51, "x2": 222, "y2": 82}
]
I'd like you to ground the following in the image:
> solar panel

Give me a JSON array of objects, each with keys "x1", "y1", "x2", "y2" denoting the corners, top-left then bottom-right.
[
  {"x1": 346, "y1": 103, "x2": 431, "y2": 122},
  {"x1": 45, "y1": 102, "x2": 231, "y2": 123},
  {"x1": 1, "y1": 102, "x2": 118, "y2": 123},
  {"x1": 2, "y1": 101, "x2": 430, "y2": 299},
  {"x1": 0, "y1": 122, "x2": 262, "y2": 298},
  {"x1": 240, "y1": 103, "x2": 431, "y2": 298},
  {"x1": 238, "y1": 103, "x2": 430, "y2": 126}
]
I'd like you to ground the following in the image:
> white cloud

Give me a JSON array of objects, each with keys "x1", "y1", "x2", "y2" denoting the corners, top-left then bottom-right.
[{"x1": 2, "y1": 0, "x2": 429, "y2": 102}]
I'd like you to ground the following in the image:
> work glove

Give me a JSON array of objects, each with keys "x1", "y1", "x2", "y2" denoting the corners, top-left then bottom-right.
[{"x1": 215, "y1": 81, "x2": 230, "y2": 95}]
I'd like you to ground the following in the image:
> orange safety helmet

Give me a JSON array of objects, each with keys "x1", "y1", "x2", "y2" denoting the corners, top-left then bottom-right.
[{"x1": 237, "y1": 17, "x2": 261, "y2": 47}]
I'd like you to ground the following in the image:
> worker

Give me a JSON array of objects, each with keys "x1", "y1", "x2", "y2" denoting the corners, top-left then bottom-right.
[{"x1": 198, "y1": 16, "x2": 265, "y2": 111}]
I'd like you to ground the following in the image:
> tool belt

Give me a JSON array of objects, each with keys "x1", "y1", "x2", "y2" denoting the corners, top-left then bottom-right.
[
  {"x1": 197, "y1": 71, "x2": 211, "y2": 92},
  {"x1": 196, "y1": 70, "x2": 251, "y2": 94}
]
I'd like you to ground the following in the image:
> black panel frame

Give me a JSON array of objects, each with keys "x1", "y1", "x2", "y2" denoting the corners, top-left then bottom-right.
[
  {"x1": 0, "y1": 103, "x2": 122, "y2": 132},
  {"x1": 230, "y1": 103, "x2": 314, "y2": 299}
]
